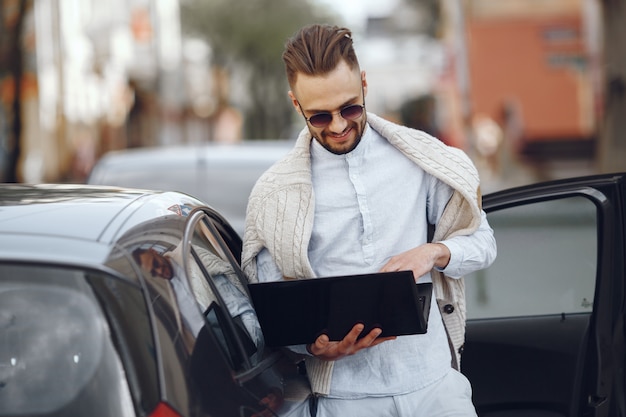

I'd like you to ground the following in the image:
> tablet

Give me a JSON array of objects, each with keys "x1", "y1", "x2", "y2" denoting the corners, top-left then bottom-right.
[{"x1": 248, "y1": 270, "x2": 432, "y2": 347}]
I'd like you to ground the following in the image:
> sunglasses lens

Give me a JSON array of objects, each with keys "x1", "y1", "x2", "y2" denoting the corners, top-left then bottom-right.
[
  {"x1": 306, "y1": 104, "x2": 364, "y2": 127},
  {"x1": 341, "y1": 104, "x2": 364, "y2": 120},
  {"x1": 309, "y1": 113, "x2": 332, "y2": 128}
]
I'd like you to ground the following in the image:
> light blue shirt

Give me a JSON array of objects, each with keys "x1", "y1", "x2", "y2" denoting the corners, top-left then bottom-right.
[
  {"x1": 169, "y1": 261, "x2": 206, "y2": 337},
  {"x1": 257, "y1": 124, "x2": 495, "y2": 398}
]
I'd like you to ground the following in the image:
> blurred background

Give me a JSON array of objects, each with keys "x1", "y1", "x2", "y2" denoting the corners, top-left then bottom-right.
[{"x1": 0, "y1": 0, "x2": 624, "y2": 191}]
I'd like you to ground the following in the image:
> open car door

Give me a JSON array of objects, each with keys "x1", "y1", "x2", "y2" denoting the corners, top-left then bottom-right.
[{"x1": 462, "y1": 173, "x2": 626, "y2": 417}]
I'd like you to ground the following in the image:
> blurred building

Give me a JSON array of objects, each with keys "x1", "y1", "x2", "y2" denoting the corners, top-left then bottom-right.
[
  {"x1": 28, "y1": 0, "x2": 189, "y2": 182},
  {"x1": 345, "y1": 0, "x2": 451, "y2": 143},
  {"x1": 343, "y1": 0, "x2": 603, "y2": 183},
  {"x1": 4, "y1": 0, "x2": 606, "y2": 182},
  {"x1": 440, "y1": 0, "x2": 602, "y2": 161},
  {"x1": 0, "y1": 0, "x2": 232, "y2": 183}
]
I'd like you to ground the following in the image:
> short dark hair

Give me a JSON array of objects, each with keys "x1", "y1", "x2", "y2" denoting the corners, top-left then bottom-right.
[
  {"x1": 131, "y1": 248, "x2": 147, "y2": 265},
  {"x1": 282, "y1": 24, "x2": 360, "y2": 88}
]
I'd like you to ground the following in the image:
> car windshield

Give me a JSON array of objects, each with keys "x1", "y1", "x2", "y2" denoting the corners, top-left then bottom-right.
[{"x1": 0, "y1": 264, "x2": 135, "y2": 417}]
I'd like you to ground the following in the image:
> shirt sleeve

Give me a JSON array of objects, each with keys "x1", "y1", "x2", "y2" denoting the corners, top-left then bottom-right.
[
  {"x1": 427, "y1": 176, "x2": 496, "y2": 279},
  {"x1": 256, "y1": 248, "x2": 312, "y2": 355},
  {"x1": 256, "y1": 247, "x2": 283, "y2": 282},
  {"x1": 436, "y1": 209, "x2": 497, "y2": 278}
]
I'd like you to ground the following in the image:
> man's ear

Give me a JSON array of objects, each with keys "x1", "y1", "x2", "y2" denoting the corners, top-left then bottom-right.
[{"x1": 288, "y1": 91, "x2": 301, "y2": 113}]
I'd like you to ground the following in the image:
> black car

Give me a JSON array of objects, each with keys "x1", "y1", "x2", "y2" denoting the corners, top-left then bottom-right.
[
  {"x1": 0, "y1": 173, "x2": 624, "y2": 417},
  {"x1": 0, "y1": 184, "x2": 310, "y2": 417}
]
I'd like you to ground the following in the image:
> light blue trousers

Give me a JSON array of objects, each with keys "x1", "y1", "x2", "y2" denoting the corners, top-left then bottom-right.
[{"x1": 290, "y1": 369, "x2": 477, "y2": 417}]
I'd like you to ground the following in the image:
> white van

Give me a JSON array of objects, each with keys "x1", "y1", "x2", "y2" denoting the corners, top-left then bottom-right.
[{"x1": 87, "y1": 141, "x2": 292, "y2": 234}]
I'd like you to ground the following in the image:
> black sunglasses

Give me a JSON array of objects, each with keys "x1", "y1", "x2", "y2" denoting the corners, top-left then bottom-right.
[
  {"x1": 150, "y1": 255, "x2": 169, "y2": 277},
  {"x1": 300, "y1": 103, "x2": 365, "y2": 128}
]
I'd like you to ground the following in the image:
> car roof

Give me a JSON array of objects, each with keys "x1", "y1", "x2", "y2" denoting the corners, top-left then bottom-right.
[{"x1": 0, "y1": 184, "x2": 204, "y2": 264}]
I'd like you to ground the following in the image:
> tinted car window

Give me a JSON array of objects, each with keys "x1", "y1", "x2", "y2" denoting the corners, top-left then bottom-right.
[
  {"x1": 465, "y1": 196, "x2": 597, "y2": 319},
  {"x1": 89, "y1": 261, "x2": 160, "y2": 413},
  {"x1": 185, "y1": 212, "x2": 264, "y2": 369},
  {"x1": 132, "y1": 238, "x2": 205, "y2": 414},
  {"x1": 0, "y1": 264, "x2": 136, "y2": 417}
]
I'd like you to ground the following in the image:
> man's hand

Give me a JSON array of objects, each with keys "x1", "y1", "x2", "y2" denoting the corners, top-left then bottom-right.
[
  {"x1": 307, "y1": 323, "x2": 396, "y2": 361},
  {"x1": 380, "y1": 243, "x2": 450, "y2": 281}
]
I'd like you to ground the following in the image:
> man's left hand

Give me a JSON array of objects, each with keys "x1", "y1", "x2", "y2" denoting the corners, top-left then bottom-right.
[{"x1": 380, "y1": 243, "x2": 450, "y2": 281}]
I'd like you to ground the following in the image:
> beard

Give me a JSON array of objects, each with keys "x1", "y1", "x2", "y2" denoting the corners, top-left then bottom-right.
[{"x1": 310, "y1": 115, "x2": 367, "y2": 155}]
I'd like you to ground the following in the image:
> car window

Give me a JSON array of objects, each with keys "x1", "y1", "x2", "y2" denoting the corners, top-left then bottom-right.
[
  {"x1": 133, "y1": 240, "x2": 205, "y2": 340},
  {"x1": 185, "y1": 211, "x2": 265, "y2": 370},
  {"x1": 0, "y1": 264, "x2": 137, "y2": 417},
  {"x1": 465, "y1": 195, "x2": 597, "y2": 319},
  {"x1": 125, "y1": 216, "x2": 212, "y2": 413}
]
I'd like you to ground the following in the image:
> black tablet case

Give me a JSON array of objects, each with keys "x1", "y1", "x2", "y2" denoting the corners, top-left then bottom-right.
[{"x1": 248, "y1": 270, "x2": 432, "y2": 347}]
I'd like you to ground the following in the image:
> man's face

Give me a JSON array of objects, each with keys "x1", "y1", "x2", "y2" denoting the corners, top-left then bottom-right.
[
  {"x1": 289, "y1": 61, "x2": 367, "y2": 155},
  {"x1": 138, "y1": 249, "x2": 174, "y2": 280}
]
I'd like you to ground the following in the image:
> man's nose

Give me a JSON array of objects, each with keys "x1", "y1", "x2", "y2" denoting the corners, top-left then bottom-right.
[
  {"x1": 328, "y1": 112, "x2": 348, "y2": 132},
  {"x1": 151, "y1": 264, "x2": 164, "y2": 277}
]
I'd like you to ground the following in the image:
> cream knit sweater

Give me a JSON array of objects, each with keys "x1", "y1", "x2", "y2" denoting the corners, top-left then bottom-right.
[{"x1": 242, "y1": 113, "x2": 484, "y2": 395}]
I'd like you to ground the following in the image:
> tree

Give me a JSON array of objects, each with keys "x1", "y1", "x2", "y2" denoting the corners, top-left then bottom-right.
[{"x1": 180, "y1": 0, "x2": 338, "y2": 139}]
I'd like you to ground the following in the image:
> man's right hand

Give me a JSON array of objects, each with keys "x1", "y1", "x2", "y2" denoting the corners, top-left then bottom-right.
[{"x1": 306, "y1": 323, "x2": 396, "y2": 361}]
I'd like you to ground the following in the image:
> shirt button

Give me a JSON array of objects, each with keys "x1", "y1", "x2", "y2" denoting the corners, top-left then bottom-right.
[{"x1": 443, "y1": 304, "x2": 455, "y2": 314}]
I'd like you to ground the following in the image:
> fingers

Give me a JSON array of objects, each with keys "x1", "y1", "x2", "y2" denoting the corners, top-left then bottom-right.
[
  {"x1": 352, "y1": 327, "x2": 396, "y2": 348},
  {"x1": 380, "y1": 245, "x2": 441, "y2": 279},
  {"x1": 354, "y1": 326, "x2": 381, "y2": 346},
  {"x1": 370, "y1": 335, "x2": 397, "y2": 347},
  {"x1": 380, "y1": 255, "x2": 412, "y2": 274},
  {"x1": 380, "y1": 258, "x2": 398, "y2": 273},
  {"x1": 310, "y1": 325, "x2": 361, "y2": 358},
  {"x1": 345, "y1": 323, "x2": 367, "y2": 341},
  {"x1": 313, "y1": 333, "x2": 330, "y2": 351},
  {"x1": 309, "y1": 324, "x2": 394, "y2": 361}
]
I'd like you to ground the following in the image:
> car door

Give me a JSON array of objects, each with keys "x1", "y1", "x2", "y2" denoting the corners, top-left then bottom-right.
[
  {"x1": 182, "y1": 207, "x2": 311, "y2": 417},
  {"x1": 461, "y1": 173, "x2": 626, "y2": 417}
]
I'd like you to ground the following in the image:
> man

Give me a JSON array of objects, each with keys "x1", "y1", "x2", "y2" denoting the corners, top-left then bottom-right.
[
  {"x1": 133, "y1": 246, "x2": 262, "y2": 349},
  {"x1": 133, "y1": 247, "x2": 207, "y2": 336},
  {"x1": 242, "y1": 24, "x2": 497, "y2": 416}
]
